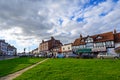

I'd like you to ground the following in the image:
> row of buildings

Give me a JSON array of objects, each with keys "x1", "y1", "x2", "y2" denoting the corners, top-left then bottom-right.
[
  {"x1": 0, "y1": 40, "x2": 17, "y2": 56},
  {"x1": 32, "y1": 29, "x2": 120, "y2": 57}
]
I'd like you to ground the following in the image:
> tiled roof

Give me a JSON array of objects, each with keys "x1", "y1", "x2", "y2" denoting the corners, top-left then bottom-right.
[
  {"x1": 40, "y1": 37, "x2": 62, "y2": 45},
  {"x1": 92, "y1": 31, "x2": 114, "y2": 42},
  {"x1": 73, "y1": 38, "x2": 85, "y2": 46},
  {"x1": 73, "y1": 31, "x2": 114, "y2": 46},
  {"x1": 114, "y1": 33, "x2": 120, "y2": 43},
  {"x1": 64, "y1": 43, "x2": 73, "y2": 45}
]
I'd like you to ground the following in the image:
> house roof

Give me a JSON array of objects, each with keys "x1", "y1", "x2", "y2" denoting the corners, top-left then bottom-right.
[
  {"x1": 114, "y1": 33, "x2": 120, "y2": 43},
  {"x1": 73, "y1": 31, "x2": 114, "y2": 46},
  {"x1": 64, "y1": 43, "x2": 73, "y2": 46},
  {"x1": 91, "y1": 31, "x2": 114, "y2": 42},
  {"x1": 40, "y1": 37, "x2": 62, "y2": 45},
  {"x1": 32, "y1": 48, "x2": 38, "y2": 52},
  {"x1": 0, "y1": 40, "x2": 5, "y2": 42},
  {"x1": 73, "y1": 38, "x2": 85, "y2": 46}
]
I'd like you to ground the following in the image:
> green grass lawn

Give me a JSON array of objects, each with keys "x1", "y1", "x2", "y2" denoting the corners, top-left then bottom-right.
[
  {"x1": 0, "y1": 57, "x2": 44, "y2": 77},
  {"x1": 14, "y1": 58, "x2": 120, "y2": 80}
]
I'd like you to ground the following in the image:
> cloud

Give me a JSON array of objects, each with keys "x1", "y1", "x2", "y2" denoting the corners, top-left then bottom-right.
[{"x1": 0, "y1": 0, "x2": 120, "y2": 52}]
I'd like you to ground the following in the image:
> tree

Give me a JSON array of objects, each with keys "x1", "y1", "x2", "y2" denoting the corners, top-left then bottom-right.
[{"x1": 115, "y1": 47, "x2": 120, "y2": 55}]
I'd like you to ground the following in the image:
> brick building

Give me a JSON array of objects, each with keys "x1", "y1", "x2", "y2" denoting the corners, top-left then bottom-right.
[{"x1": 39, "y1": 37, "x2": 62, "y2": 54}]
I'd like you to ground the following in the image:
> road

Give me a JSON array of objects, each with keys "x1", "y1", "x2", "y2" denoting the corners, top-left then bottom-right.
[{"x1": 0, "y1": 56, "x2": 18, "y2": 60}]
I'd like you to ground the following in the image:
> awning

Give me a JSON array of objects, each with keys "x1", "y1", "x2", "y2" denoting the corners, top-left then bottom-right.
[
  {"x1": 92, "y1": 47, "x2": 106, "y2": 52},
  {"x1": 76, "y1": 48, "x2": 92, "y2": 53}
]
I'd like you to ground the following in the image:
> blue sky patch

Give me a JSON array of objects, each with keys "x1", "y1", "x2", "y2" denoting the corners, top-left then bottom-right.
[
  {"x1": 58, "y1": 18, "x2": 63, "y2": 25},
  {"x1": 99, "y1": 12, "x2": 107, "y2": 16},
  {"x1": 70, "y1": 15, "x2": 75, "y2": 20},
  {"x1": 83, "y1": 0, "x2": 106, "y2": 9},
  {"x1": 99, "y1": 8, "x2": 113, "y2": 17},
  {"x1": 76, "y1": 17, "x2": 84, "y2": 22},
  {"x1": 113, "y1": 0, "x2": 119, "y2": 3}
]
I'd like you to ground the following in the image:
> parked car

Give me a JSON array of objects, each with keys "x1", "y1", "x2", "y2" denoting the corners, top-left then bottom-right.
[
  {"x1": 81, "y1": 53, "x2": 94, "y2": 59},
  {"x1": 34, "y1": 54, "x2": 39, "y2": 57},
  {"x1": 97, "y1": 53, "x2": 119, "y2": 59},
  {"x1": 56, "y1": 53, "x2": 65, "y2": 58},
  {"x1": 66, "y1": 53, "x2": 79, "y2": 58},
  {"x1": 18, "y1": 53, "x2": 29, "y2": 57}
]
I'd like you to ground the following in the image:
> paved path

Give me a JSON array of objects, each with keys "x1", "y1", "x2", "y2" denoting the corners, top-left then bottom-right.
[{"x1": 0, "y1": 58, "x2": 48, "y2": 80}]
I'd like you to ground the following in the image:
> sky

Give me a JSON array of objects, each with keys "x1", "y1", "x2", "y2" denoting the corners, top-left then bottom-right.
[{"x1": 0, "y1": 0, "x2": 120, "y2": 53}]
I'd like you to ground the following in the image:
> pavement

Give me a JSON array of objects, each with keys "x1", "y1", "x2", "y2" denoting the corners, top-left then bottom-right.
[
  {"x1": 0, "y1": 56, "x2": 19, "y2": 60},
  {"x1": 0, "y1": 58, "x2": 48, "y2": 80}
]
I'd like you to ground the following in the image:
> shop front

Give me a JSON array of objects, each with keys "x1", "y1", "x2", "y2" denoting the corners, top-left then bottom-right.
[
  {"x1": 76, "y1": 48, "x2": 92, "y2": 54},
  {"x1": 76, "y1": 48, "x2": 93, "y2": 58},
  {"x1": 92, "y1": 47, "x2": 107, "y2": 56}
]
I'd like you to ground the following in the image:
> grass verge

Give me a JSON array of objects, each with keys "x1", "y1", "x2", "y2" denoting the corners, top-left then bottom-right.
[
  {"x1": 0, "y1": 57, "x2": 44, "y2": 77},
  {"x1": 14, "y1": 58, "x2": 120, "y2": 80}
]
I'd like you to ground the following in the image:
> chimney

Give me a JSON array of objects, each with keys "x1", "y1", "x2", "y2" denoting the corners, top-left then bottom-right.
[
  {"x1": 42, "y1": 40, "x2": 44, "y2": 43},
  {"x1": 80, "y1": 34, "x2": 82, "y2": 39},
  {"x1": 51, "y1": 36, "x2": 54, "y2": 40},
  {"x1": 114, "y1": 29, "x2": 117, "y2": 34}
]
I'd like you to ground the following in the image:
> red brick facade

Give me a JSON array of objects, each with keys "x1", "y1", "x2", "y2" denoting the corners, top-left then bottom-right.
[{"x1": 39, "y1": 37, "x2": 62, "y2": 53}]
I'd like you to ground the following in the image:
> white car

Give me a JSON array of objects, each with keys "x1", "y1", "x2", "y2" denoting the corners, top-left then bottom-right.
[{"x1": 97, "y1": 53, "x2": 119, "y2": 59}]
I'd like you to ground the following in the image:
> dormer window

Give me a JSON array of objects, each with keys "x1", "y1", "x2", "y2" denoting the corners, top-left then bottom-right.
[
  {"x1": 85, "y1": 37, "x2": 93, "y2": 43},
  {"x1": 96, "y1": 36, "x2": 102, "y2": 39}
]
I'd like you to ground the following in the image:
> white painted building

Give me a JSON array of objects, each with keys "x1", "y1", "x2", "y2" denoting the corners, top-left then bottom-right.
[
  {"x1": 61, "y1": 43, "x2": 72, "y2": 54},
  {"x1": 7, "y1": 45, "x2": 17, "y2": 55},
  {"x1": 72, "y1": 30, "x2": 120, "y2": 56},
  {"x1": 32, "y1": 48, "x2": 39, "y2": 54},
  {"x1": 0, "y1": 40, "x2": 8, "y2": 55},
  {"x1": 0, "y1": 40, "x2": 17, "y2": 55}
]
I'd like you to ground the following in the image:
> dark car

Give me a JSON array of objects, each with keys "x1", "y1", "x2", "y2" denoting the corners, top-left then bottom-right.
[{"x1": 81, "y1": 53, "x2": 94, "y2": 59}]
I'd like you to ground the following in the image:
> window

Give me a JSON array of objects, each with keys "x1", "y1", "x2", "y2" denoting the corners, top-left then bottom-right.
[
  {"x1": 105, "y1": 41, "x2": 114, "y2": 47},
  {"x1": 63, "y1": 48, "x2": 65, "y2": 50},
  {"x1": 94, "y1": 42, "x2": 104, "y2": 48},
  {"x1": 111, "y1": 41, "x2": 114, "y2": 47},
  {"x1": 76, "y1": 46, "x2": 79, "y2": 49},
  {"x1": 85, "y1": 37, "x2": 93, "y2": 43},
  {"x1": 86, "y1": 43, "x2": 93, "y2": 48},
  {"x1": 68, "y1": 47, "x2": 70, "y2": 50},
  {"x1": 103, "y1": 42, "x2": 106, "y2": 47},
  {"x1": 79, "y1": 45, "x2": 85, "y2": 48}
]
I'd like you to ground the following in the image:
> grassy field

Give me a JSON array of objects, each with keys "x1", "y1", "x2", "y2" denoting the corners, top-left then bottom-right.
[
  {"x1": 14, "y1": 58, "x2": 120, "y2": 80},
  {"x1": 0, "y1": 57, "x2": 44, "y2": 77}
]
